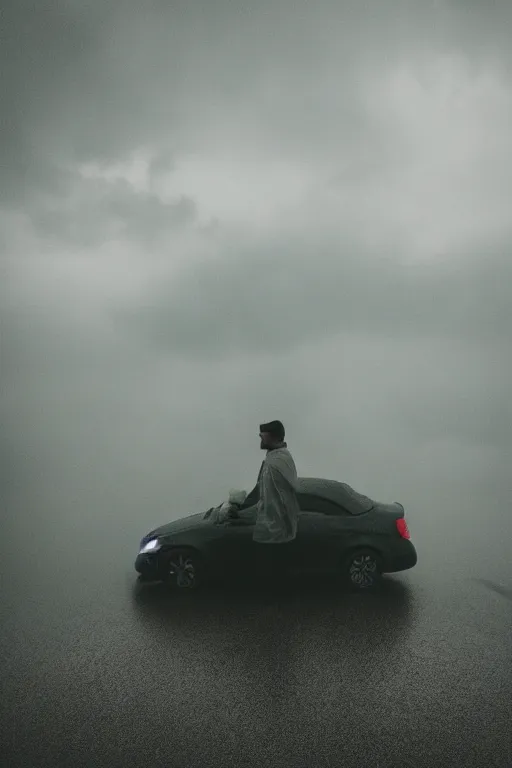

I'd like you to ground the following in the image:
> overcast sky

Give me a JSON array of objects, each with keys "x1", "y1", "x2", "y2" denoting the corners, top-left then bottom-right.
[{"x1": 1, "y1": 0, "x2": 511, "y2": 547}]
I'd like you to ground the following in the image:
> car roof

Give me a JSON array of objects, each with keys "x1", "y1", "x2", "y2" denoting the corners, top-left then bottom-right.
[{"x1": 297, "y1": 477, "x2": 375, "y2": 515}]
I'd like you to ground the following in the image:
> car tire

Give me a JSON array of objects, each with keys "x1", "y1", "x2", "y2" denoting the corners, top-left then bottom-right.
[
  {"x1": 344, "y1": 548, "x2": 382, "y2": 591},
  {"x1": 160, "y1": 548, "x2": 204, "y2": 592}
]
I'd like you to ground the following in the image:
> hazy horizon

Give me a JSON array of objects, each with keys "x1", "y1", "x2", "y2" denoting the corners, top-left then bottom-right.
[{"x1": 2, "y1": 0, "x2": 511, "y2": 555}]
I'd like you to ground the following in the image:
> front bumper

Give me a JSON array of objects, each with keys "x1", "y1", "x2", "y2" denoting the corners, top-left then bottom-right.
[{"x1": 135, "y1": 552, "x2": 161, "y2": 577}]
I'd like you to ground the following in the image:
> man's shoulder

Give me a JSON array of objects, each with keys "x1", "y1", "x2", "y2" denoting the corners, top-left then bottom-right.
[
  {"x1": 266, "y1": 446, "x2": 291, "y2": 460},
  {"x1": 266, "y1": 447, "x2": 296, "y2": 472}
]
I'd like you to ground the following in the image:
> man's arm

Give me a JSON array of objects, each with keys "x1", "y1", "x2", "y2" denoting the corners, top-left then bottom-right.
[
  {"x1": 241, "y1": 483, "x2": 259, "y2": 509},
  {"x1": 238, "y1": 460, "x2": 264, "y2": 510},
  {"x1": 234, "y1": 461, "x2": 265, "y2": 510},
  {"x1": 234, "y1": 503, "x2": 258, "y2": 523}
]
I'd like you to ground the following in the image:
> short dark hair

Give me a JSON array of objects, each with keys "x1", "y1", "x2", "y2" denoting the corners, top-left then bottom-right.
[{"x1": 260, "y1": 420, "x2": 285, "y2": 442}]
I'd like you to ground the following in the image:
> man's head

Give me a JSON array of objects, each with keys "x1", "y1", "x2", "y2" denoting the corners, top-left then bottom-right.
[{"x1": 259, "y1": 420, "x2": 286, "y2": 450}]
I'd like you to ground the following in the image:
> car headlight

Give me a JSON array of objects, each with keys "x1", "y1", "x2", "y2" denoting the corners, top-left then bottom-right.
[{"x1": 139, "y1": 538, "x2": 161, "y2": 555}]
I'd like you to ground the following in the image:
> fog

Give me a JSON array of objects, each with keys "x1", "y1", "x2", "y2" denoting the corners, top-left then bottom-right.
[{"x1": 2, "y1": 0, "x2": 511, "y2": 569}]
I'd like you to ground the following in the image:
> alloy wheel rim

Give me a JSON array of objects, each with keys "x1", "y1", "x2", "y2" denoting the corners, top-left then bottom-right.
[
  {"x1": 169, "y1": 555, "x2": 196, "y2": 588},
  {"x1": 349, "y1": 554, "x2": 377, "y2": 587}
]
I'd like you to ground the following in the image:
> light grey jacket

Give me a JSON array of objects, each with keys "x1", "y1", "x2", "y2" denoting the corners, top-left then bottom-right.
[{"x1": 248, "y1": 444, "x2": 300, "y2": 544}]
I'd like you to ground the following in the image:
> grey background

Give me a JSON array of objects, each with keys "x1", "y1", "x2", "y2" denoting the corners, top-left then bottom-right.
[{"x1": 1, "y1": 1, "x2": 511, "y2": 766}]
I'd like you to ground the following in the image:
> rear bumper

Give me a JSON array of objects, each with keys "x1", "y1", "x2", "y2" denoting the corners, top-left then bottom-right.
[{"x1": 382, "y1": 540, "x2": 417, "y2": 573}]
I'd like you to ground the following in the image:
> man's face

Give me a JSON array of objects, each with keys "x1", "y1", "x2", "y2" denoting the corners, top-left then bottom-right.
[{"x1": 259, "y1": 431, "x2": 273, "y2": 450}]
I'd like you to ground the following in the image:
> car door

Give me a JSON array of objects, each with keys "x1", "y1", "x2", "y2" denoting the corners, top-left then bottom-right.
[
  {"x1": 294, "y1": 494, "x2": 351, "y2": 574},
  {"x1": 207, "y1": 517, "x2": 257, "y2": 579}
]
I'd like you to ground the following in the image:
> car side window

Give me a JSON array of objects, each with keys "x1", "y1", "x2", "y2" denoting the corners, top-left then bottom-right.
[{"x1": 297, "y1": 494, "x2": 348, "y2": 516}]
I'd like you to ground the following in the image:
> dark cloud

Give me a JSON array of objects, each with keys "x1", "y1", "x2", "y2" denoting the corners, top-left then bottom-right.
[
  {"x1": 2, "y1": 0, "x2": 512, "y2": 210},
  {"x1": 0, "y1": 1, "x2": 102, "y2": 204},
  {"x1": 30, "y1": 177, "x2": 196, "y2": 247}
]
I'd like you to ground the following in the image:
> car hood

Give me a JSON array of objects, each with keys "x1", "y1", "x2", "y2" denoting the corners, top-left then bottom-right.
[{"x1": 147, "y1": 512, "x2": 206, "y2": 538}]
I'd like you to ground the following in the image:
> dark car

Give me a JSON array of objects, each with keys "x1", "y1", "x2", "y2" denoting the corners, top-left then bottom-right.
[{"x1": 135, "y1": 477, "x2": 417, "y2": 591}]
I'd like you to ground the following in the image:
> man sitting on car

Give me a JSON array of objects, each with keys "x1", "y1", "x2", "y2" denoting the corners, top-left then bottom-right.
[{"x1": 230, "y1": 420, "x2": 300, "y2": 579}]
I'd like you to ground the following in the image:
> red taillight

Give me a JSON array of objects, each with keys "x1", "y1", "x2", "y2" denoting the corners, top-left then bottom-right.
[{"x1": 396, "y1": 518, "x2": 410, "y2": 539}]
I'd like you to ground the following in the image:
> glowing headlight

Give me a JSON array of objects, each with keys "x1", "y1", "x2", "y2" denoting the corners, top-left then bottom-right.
[{"x1": 139, "y1": 538, "x2": 161, "y2": 554}]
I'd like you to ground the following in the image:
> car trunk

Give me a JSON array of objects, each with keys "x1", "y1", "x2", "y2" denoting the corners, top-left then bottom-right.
[
  {"x1": 376, "y1": 501, "x2": 405, "y2": 518},
  {"x1": 374, "y1": 501, "x2": 413, "y2": 541}
]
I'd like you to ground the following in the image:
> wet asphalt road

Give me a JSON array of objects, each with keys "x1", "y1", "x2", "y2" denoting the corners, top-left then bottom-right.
[{"x1": 1, "y1": 488, "x2": 511, "y2": 768}]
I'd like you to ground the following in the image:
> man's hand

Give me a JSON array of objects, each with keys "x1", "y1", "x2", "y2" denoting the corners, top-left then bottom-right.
[{"x1": 218, "y1": 502, "x2": 239, "y2": 522}]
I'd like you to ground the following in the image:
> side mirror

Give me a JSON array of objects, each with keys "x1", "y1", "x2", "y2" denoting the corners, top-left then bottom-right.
[{"x1": 228, "y1": 489, "x2": 247, "y2": 505}]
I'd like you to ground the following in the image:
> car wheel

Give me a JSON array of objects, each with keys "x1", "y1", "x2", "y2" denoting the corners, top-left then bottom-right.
[
  {"x1": 161, "y1": 548, "x2": 203, "y2": 592},
  {"x1": 344, "y1": 548, "x2": 382, "y2": 590}
]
